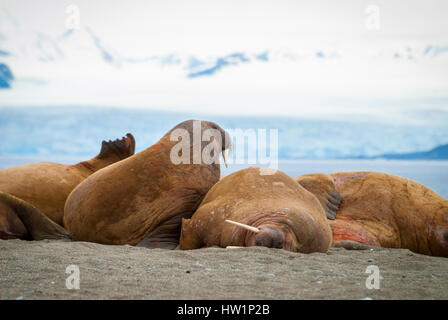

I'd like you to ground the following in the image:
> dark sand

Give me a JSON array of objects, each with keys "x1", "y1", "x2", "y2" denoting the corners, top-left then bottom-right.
[{"x1": 1, "y1": 239, "x2": 447, "y2": 300}]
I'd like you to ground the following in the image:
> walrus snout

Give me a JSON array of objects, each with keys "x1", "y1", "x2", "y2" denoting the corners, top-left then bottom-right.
[{"x1": 253, "y1": 226, "x2": 285, "y2": 249}]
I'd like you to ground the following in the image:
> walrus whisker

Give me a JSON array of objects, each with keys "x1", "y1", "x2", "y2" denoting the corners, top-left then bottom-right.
[{"x1": 225, "y1": 219, "x2": 260, "y2": 233}]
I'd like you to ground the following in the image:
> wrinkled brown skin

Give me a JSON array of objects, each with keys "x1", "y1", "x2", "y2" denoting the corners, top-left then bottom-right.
[
  {"x1": 180, "y1": 167, "x2": 332, "y2": 253},
  {"x1": 295, "y1": 171, "x2": 448, "y2": 257},
  {"x1": 0, "y1": 134, "x2": 135, "y2": 239},
  {"x1": 64, "y1": 120, "x2": 230, "y2": 249}
]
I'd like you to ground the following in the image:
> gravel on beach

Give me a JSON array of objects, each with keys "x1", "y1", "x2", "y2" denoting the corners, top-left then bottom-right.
[{"x1": 1, "y1": 239, "x2": 447, "y2": 300}]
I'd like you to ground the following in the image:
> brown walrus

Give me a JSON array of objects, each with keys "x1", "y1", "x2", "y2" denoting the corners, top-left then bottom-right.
[
  {"x1": 0, "y1": 134, "x2": 135, "y2": 227},
  {"x1": 295, "y1": 171, "x2": 448, "y2": 257},
  {"x1": 63, "y1": 120, "x2": 231, "y2": 249},
  {"x1": 180, "y1": 167, "x2": 332, "y2": 253}
]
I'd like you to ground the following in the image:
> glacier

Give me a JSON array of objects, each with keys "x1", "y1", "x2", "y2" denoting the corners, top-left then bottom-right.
[{"x1": 1, "y1": 107, "x2": 448, "y2": 160}]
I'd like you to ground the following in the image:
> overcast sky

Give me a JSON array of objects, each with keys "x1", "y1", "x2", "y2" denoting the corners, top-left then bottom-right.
[
  {"x1": 1, "y1": 0, "x2": 448, "y2": 117},
  {"x1": 4, "y1": 0, "x2": 448, "y2": 53}
]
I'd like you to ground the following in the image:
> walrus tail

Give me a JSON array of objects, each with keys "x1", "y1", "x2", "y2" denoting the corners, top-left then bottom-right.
[
  {"x1": 0, "y1": 192, "x2": 72, "y2": 241},
  {"x1": 97, "y1": 133, "x2": 136, "y2": 161}
]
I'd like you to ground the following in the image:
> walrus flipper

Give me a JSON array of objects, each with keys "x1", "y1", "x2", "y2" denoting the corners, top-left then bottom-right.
[
  {"x1": 137, "y1": 236, "x2": 179, "y2": 250},
  {"x1": 0, "y1": 192, "x2": 71, "y2": 241},
  {"x1": 179, "y1": 218, "x2": 204, "y2": 250},
  {"x1": 294, "y1": 174, "x2": 342, "y2": 220},
  {"x1": 97, "y1": 133, "x2": 136, "y2": 160},
  {"x1": 137, "y1": 215, "x2": 186, "y2": 250}
]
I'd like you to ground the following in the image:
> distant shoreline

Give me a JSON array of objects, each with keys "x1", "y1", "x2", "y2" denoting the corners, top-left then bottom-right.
[
  {"x1": 353, "y1": 144, "x2": 448, "y2": 160},
  {"x1": 2, "y1": 155, "x2": 448, "y2": 166}
]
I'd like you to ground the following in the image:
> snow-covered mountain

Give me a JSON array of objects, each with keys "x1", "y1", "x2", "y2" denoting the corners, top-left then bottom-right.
[
  {"x1": 2, "y1": 20, "x2": 448, "y2": 84},
  {"x1": 0, "y1": 63, "x2": 13, "y2": 88},
  {"x1": 1, "y1": 2, "x2": 448, "y2": 159},
  {"x1": 1, "y1": 0, "x2": 447, "y2": 89},
  {"x1": 1, "y1": 14, "x2": 447, "y2": 118}
]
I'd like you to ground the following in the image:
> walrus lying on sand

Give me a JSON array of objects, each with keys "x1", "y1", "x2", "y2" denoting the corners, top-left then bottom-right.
[
  {"x1": 0, "y1": 134, "x2": 135, "y2": 240},
  {"x1": 295, "y1": 171, "x2": 448, "y2": 257},
  {"x1": 63, "y1": 120, "x2": 231, "y2": 249},
  {"x1": 180, "y1": 167, "x2": 333, "y2": 253}
]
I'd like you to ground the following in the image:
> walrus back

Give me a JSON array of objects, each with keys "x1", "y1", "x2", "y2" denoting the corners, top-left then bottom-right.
[
  {"x1": 64, "y1": 140, "x2": 221, "y2": 246},
  {"x1": 63, "y1": 156, "x2": 144, "y2": 244},
  {"x1": 0, "y1": 162, "x2": 88, "y2": 225}
]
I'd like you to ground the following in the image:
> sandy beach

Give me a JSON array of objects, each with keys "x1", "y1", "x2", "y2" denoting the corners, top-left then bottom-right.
[{"x1": 1, "y1": 239, "x2": 447, "y2": 300}]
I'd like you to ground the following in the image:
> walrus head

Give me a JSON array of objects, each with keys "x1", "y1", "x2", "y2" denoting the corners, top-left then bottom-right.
[
  {"x1": 202, "y1": 120, "x2": 232, "y2": 167},
  {"x1": 241, "y1": 216, "x2": 302, "y2": 252},
  {"x1": 166, "y1": 120, "x2": 232, "y2": 167},
  {"x1": 225, "y1": 208, "x2": 331, "y2": 253},
  {"x1": 244, "y1": 214, "x2": 329, "y2": 253},
  {"x1": 181, "y1": 167, "x2": 332, "y2": 252}
]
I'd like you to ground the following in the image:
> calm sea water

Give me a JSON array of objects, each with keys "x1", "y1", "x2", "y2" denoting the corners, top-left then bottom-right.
[
  {"x1": 1, "y1": 156, "x2": 447, "y2": 199},
  {"x1": 227, "y1": 159, "x2": 448, "y2": 199}
]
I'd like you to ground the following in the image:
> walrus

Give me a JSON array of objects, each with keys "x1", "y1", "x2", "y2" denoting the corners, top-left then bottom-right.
[
  {"x1": 0, "y1": 134, "x2": 135, "y2": 228},
  {"x1": 180, "y1": 167, "x2": 333, "y2": 253},
  {"x1": 295, "y1": 171, "x2": 448, "y2": 257},
  {"x1": 63, "y1": 120, "x2": 231, "y2": 249}
]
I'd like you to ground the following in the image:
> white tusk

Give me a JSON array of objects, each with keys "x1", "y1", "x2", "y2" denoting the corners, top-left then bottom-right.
[
  {"x1": 222, "y1": 151, "x2": 228, "y2": 168},
  {"x1": 226, "y1": 246, "x2": 245, "y2": 249},
  {"x1": 225, "y1": 219, "x2": 260, "y2": 233}
]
